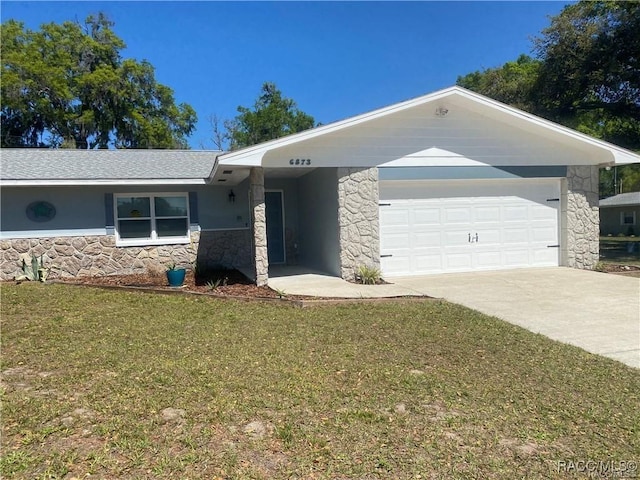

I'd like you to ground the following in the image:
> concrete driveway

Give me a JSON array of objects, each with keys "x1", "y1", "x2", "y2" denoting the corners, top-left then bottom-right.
[
  {"x1": 269, "y1": 266, "x2": 639, "y2": 368},
  {"x1": 392, "y1": 268, "x2": 640, "y2": 369}
]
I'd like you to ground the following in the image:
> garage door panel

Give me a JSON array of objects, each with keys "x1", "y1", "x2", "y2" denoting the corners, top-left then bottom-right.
[
  {"x1": 475, "y1": 206, "x2": 501, "y2": 222},
  {"x1": 380, "y1": 209, "x2": 409, "y2": 226},
  {"x1": 531, "y1": 226, "x2": 557, "y2": 242},
  {"x1": 444, "y1": 207, "x2": 472, "y2": 223},
  {"x1": 503, "y1": 250, "x2": 530, "y2": 266},
  {"x1": 413, "y1": 231, "x2": 441, "y2": 248},
  {"x1": 503, "y1": 228, "x2": 529, "y2": 243},
  {"x1": 531, "y1": 204, "x2": 557, "y2": 220},
  {"x1": 380, "y1": 232, "x2": 411, "y2": 250},
  {"x1": 380, "y1": 179, "x2": 560, "y2": 277},
  {"x1": 443, "y1": 230, "x2": 472, "y2": 246},
  {"x1": 503, "y1": 205, "x2": 528, "y2": 222},
  {"x1": 382, "y1": 256, "x2": 412, "y2": 276},
  {"x1": 474, "y1": 229, "x2": 501, "y2": 245},
  {"x1": 476, "y1": 251, "x2": 502, "y2": 267},
  {"x1": 415, "y1": 253, "x2": 443, "y2": 271},
  {"x1": 413, "y1": 208, "x2": 441, "y2": 225},
  {"x1": 532, "y1": 248, "x2": 558, "y2": 265},
  {"x1": 444, "y1": 253, "x2": 473, "y2": 270}
]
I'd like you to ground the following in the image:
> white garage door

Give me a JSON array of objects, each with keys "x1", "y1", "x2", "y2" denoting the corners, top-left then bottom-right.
[{"x1": 379, "y1": 179, "x2": 560, "y2": 277}]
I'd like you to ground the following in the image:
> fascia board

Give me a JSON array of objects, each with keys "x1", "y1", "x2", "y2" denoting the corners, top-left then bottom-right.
[
  {"x1": 0, "y1": 178, "x2": 209, "y2": 187},
  {"x1": 217, "y1": 151, "x2": 264, "y2": 166}
]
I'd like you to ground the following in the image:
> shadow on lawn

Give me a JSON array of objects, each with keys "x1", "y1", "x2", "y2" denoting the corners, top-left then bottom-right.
[{"x1": 599, "y1": 237, "x2": 640, "y2": 264}]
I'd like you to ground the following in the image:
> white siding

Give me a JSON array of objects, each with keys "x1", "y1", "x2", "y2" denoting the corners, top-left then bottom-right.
[{"x1": 262, "y1": 102, "x2": 597, "y2": 168}]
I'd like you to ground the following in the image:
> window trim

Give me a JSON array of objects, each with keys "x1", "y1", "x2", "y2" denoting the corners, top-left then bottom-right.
[
  {"x1": 114, "y1": 192, "x2": 191, "y2": 247},
  {"x1": 620, "y1": 211, "x2": 636, "y2": 226}
]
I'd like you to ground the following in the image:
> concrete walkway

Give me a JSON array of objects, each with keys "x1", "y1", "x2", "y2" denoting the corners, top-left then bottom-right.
[
  {"x1": 268, "y1": 266, "x2": 424, "y2": 298},
  {"x1": 268, "y1": 267, "x2": 640, "y2": 368}
]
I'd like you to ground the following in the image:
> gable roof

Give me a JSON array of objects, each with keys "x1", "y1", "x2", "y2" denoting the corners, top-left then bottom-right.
[
  {"x1": 0, "y1": 149, "x2": 220, "y2": 186},
  {"x1": 218, "y1": 86, "x2": 640, "y2": 168},
  {"x1": 3, "y1": 86, "x2": 639, "y2": 187},
  {"x1": 599, "y1": 192, "x2": 640, "y2": 207}
]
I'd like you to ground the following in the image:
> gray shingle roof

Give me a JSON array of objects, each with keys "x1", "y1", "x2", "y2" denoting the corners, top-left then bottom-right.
[
  {"x1": 0, "y1": 149, "x2": 219, "y2": 182},
  {"x1": 599, "y1": 192, "x2": 640, "y2": 207}
]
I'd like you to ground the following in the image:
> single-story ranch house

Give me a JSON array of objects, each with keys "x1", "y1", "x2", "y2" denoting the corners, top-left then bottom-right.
[
  {"x1": 599, "y1": 191, "x2": 640, "y2": 237},
  {"x1": 2, "y1": 86, "x2": 639, "y2": 285}
]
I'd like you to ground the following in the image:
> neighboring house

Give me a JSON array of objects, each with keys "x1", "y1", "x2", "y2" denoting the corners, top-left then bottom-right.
[
  {"x1": 2, "y1": 86, "x2": 640, "y2": 285},
  {"x1": 599, "y1": 192, "x2": 640, "y2": 236}
]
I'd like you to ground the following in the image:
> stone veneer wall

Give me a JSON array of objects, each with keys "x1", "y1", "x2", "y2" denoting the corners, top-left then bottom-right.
[
  {"x1": 0, "y1": 229, "x2": 253, "y2": 281},
  {"x1": 337, "y1": 167, "x2": 381, "y2": 281},
  {"x1": 563, "y1": 165, "x2": 600, "y2": 269},
  {"x1": 1, "y1": 232, "x2": 199, "y2": 280},
  {"x1": 250, "y1": 167, "x2": 268, "y2": 286}
]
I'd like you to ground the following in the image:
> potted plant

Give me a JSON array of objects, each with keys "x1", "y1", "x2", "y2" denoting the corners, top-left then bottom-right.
[{"x1": 166, "y1": 262, "x2": 186, "y2": 287}]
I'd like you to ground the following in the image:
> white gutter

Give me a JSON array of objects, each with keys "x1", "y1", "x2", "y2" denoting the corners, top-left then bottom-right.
[
  {"x1": 0, "y1": 178, "x2": 209, "y2": 187},
  {"x1": 609, "y1": 149, "x2": 640, "y2": 165}
]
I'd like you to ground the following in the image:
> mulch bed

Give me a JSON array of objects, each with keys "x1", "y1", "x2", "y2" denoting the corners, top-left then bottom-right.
[
  {"x1": 52, "y1": 270, "x2": 430, "y2": 307},
  {"x1": 597, "y1": 264, "x2": 640, "y2": 275},
  {"x1": 53, "y1": 269, "x2": 434, "y2": 306},
  {"x1": 60, "y1": 269, "x2": 290, "y2": 299}
]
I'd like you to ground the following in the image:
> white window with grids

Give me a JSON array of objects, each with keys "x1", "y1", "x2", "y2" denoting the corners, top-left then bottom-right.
[
  {"x1": 114, "y1": 193, "x2": 190, "y2": 246},
  {"x1": 620, "y1": 211, "x2": 636, "y2": 226}
]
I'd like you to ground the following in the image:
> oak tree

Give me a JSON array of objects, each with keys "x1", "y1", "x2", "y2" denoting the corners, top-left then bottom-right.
[
  {"x1": 533, "y1": 1, "x2": 640, "y2": 149},
  {"x1": 457, "y1": 1, "x2": 639, "y2": 151},
  {"x1": 1, "y1": 14, "x2": 196, "y2": 149},
  {"x1": 224, "y1": 82, "x2": 315, "y2": 150}
]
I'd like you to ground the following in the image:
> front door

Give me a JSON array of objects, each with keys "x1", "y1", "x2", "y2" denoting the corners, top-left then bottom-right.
[{"x1": 265, "y1": 191, "x2": 285, "y2": 264}]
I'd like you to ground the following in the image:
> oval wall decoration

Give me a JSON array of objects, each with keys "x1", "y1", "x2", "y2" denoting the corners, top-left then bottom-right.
[{"x1": 26, "y1": 201, "x2": 56, "y2": 222}]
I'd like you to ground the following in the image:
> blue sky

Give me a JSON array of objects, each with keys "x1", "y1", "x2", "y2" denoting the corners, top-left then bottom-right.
[{"x1": 2, "y1": 1, "x2": 570, "y2": 149}]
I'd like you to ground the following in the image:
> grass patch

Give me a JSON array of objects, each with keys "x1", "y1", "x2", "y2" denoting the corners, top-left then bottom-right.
[
  {"x1": 2, "y1": 283, "x2": 639, "y2": 479},
  {"x1": 600, "y1": 236, "x2": 640, "y2": 265}
]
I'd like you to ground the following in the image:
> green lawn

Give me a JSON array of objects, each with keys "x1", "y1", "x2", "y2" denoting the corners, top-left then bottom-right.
[
  {"x1": 1, "y1": 284, "x2": 639, "y2": 479},
  {"x1": 600, "y1": 236, "x2": 640, "y2": 265}
]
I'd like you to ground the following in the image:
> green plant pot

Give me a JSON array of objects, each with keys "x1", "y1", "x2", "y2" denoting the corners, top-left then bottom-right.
[{"x1": 166, "y1": 268, "x2": 186, "y2": 287}]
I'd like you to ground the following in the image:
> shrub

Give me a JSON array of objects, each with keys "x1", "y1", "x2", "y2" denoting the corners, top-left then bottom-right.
[
  {"x1": 356, "y1": 265, "x2": 381, "y2": 285},
  {"x1": 16, "y1": 254, "x2": 49, "y2": 282}
]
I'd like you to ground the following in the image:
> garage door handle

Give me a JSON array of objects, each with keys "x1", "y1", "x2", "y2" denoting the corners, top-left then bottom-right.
[
  {"x1": 547, "y1": 244, "x2": 560, "y2": 248},
  {"x1": 381, "y1": 254, "x2": 393, "y2": 258},
  {"x1": 379, "y1": 203, "x2": 391, "y2": 206}
]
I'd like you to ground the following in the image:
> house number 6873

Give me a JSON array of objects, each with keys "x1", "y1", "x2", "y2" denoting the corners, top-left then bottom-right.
[{"x1": 289, "y1": 158, "x2": 311, "y2": 166}]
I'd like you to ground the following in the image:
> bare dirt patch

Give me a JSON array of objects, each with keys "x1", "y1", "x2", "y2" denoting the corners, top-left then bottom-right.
[{"x1": 498, "y1": 438, "x2": 541, "y2": 456}]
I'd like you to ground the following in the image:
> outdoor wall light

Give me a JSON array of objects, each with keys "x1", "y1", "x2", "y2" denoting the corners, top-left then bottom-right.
[{"x1": 228, "y1": 190, "x2": 236, "y2": 203}]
